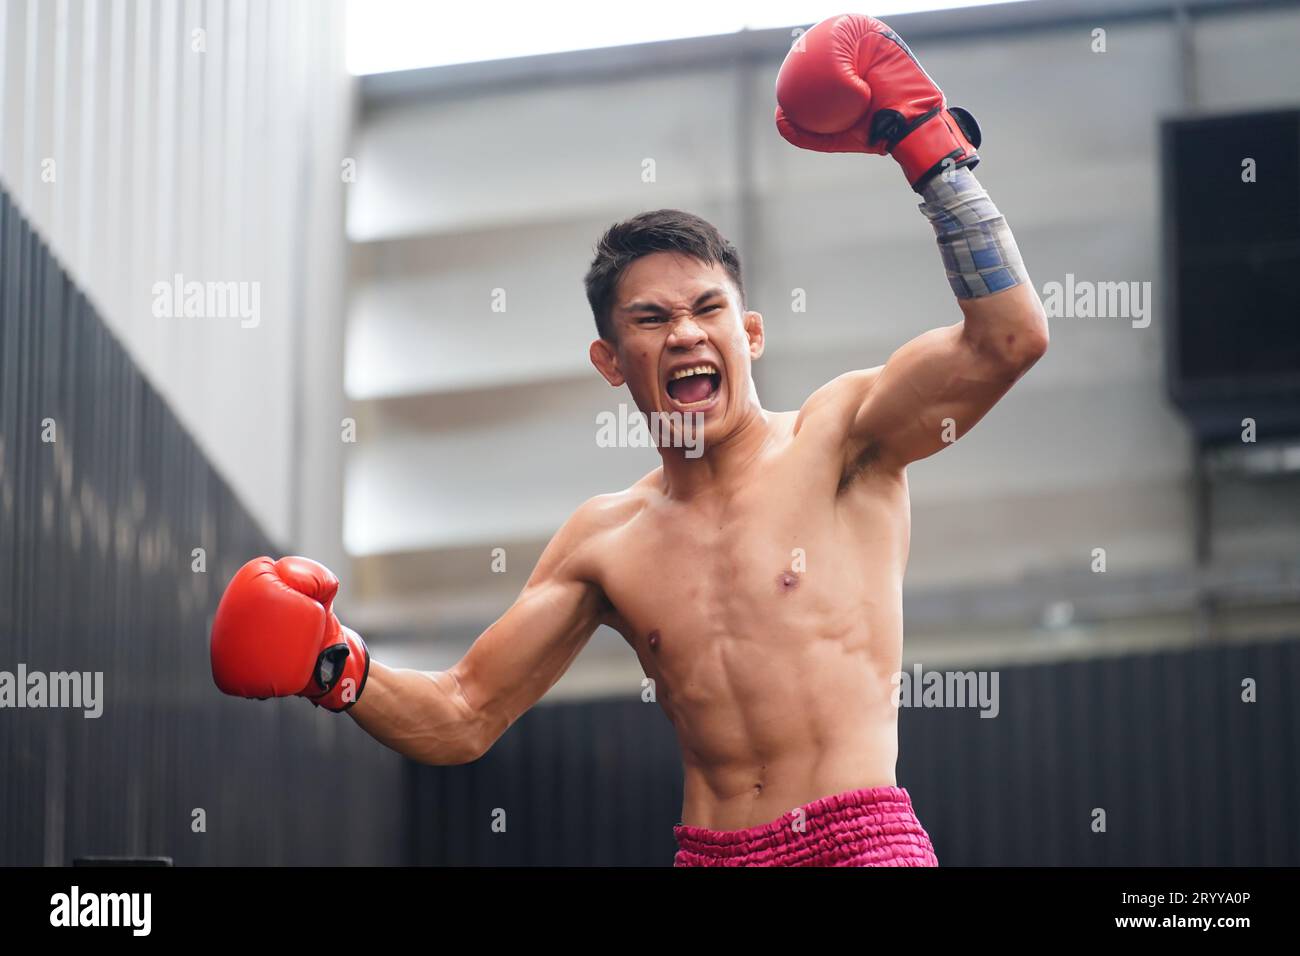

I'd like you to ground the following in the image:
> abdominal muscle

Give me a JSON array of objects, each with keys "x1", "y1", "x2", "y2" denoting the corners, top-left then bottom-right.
[{"x1": 663, "y1": 617, "x2": 905, "y2": 832}]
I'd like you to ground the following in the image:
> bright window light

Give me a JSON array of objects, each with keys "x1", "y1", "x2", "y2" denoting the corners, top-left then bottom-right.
[{"x1": 346, "y1": 0, "x2": 1034, "y2": 75}]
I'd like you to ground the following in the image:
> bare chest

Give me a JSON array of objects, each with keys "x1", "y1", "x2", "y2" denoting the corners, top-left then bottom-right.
[{"x1": 597, "y1": 472, "x2": 909, "y2": 661}]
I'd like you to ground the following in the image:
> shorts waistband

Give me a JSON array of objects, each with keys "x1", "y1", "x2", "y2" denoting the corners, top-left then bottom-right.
[{"x1": 673, "y1": 785, "x2": 937, "y2": 867}]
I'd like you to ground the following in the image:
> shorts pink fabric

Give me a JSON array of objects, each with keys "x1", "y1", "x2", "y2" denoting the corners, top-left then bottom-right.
[{"x1": 673, "y1": 786, "x2": 938, "y2": 867}]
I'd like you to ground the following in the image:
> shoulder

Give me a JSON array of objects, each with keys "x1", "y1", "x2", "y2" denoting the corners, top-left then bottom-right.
[
  {"x1": 525, "y1": 489, "x2": 629, "y2": 588},
  {"x1": 557, "y1": 472, "x2": 659, "y2": 552},
  {"x1": 793, "y1": 367, "x2": 884, "y2": 437},
  {"x1": 570, "y1": 479, "x2": 654, "y2": 534},
  {"x1": 535, "y1": 476, "x2": 656, "y2": 586}
]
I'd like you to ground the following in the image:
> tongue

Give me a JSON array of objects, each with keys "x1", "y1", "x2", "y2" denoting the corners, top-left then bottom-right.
[{"x1": 668, "y1": 374, "x2": 714, "y2": 405}]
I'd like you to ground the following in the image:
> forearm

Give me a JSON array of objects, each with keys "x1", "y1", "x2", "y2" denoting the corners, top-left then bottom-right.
[
  {"x1": 348, "y1": 661, "x2": 494, "y2": 765},
  {"x1": 918, "y1": 168, "x2": 1048, "y2": 366}
]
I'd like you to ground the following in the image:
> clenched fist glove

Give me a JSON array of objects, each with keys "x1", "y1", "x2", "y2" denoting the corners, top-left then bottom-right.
[
  {"x1": 211, "y1": 556, "x2": 369, "y2": 712},
  {"x1": 775, "y1": 13, "x2": 981, "y2": 191}
]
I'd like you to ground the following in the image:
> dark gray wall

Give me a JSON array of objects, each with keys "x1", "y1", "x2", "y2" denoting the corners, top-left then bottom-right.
[
  {"x1": 905, "y1": 640, "x2": 1298, "y2": 866},
  {"x1": 0, "y1": 188, "x2": 403, "y2": 866},
  {"x1": 410, "y1": 638, "x2": 1300, "y2": 866}
]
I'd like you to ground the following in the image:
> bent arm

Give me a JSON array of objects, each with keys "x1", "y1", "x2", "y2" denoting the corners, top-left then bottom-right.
[
  {"x1": 348, "y1": 505, "x2": 608, "y2": 765},
  {"x1": 840, "y1": 168, "x2": 1049, "y2": 471},
  {"x1": 852, "y1": 281, "x2": 1048, "y2": 470}
]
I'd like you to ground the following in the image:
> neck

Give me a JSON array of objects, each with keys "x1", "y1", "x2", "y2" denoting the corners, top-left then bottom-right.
[{"x1": 657, "y1": 398, "x2": 772, "y2": 499}]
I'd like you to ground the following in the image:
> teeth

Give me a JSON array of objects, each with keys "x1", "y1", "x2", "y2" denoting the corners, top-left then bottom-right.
[{"x1": 669, "y1": 364, "x2": 718, "y2": 381}]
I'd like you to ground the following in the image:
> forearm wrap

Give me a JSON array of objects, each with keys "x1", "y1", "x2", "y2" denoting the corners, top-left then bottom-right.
[{"x1": 917, "y1": 167, "x2": 1027, "y2": 299}]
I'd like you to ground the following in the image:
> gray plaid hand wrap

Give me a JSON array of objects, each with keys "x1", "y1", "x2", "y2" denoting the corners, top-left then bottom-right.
[{"x1": 918, "y1": 167, "x2": 1027, "y2": 299}]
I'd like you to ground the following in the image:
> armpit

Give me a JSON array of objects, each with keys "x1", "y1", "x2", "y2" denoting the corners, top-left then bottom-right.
[{"x1": 837, "y1": 437, "x2": 884, "y2": 494}]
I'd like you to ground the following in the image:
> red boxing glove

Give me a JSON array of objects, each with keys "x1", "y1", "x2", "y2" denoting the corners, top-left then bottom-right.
[
  {"x1": 775, "y1": 13, "x2": 981, "y2": 190},
  {"x1": 211, "y1": 556, "x2": 370, "y2": 712}
]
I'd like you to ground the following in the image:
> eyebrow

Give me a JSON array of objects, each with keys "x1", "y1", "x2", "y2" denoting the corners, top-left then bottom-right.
[{"x1": 619, "y1": 287, "x2": 727, "y2": 316}]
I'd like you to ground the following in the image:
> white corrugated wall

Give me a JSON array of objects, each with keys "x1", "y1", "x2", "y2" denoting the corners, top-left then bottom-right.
[{"x1": 0, "y1": 0, "x2": 353, "y2": 571}]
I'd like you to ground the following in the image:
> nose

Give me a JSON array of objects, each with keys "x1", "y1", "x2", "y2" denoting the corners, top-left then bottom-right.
[{"x1": 666, "y1": 314, "x2": 707, "y2": 350}]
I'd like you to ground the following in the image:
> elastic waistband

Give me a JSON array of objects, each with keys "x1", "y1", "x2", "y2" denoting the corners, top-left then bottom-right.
[
  {"x1": 674, "y1": 785, "x2": 916, "y2": 850},
  {"x1": 673, "y1": 785, "x2": 936, "y2": 866}
]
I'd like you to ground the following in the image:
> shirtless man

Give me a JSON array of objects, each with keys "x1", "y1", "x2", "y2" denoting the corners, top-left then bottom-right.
[{"x1": 210, "y1": 14, "x2": 1048, "y2": 866}]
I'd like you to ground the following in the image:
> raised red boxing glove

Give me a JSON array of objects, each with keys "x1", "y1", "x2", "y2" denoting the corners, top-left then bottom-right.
[
  {"x1": 211, "y1": 556, "x2": 370, "y2": 712},
  {"x1": 775, "y1": 13, "x2": 981, "y2": 190}
]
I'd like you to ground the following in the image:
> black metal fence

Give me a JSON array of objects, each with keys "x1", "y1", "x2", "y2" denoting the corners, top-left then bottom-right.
[
  {"x1": 0, "y1": 186, "x2": 402, "y2": 866},
  {"x1": 409, "y1": 637, "x2": 1300, "y2": 866}
]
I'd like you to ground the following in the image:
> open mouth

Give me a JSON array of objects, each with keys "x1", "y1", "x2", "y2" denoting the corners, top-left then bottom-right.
[{"x1": 665, "y1": 363, "x2": 722, "y2": 409}]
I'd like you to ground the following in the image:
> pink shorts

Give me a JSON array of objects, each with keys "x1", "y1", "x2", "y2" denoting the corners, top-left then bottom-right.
[{"x1": 673, "y1": 785, "x2": 938, "y2": 867}]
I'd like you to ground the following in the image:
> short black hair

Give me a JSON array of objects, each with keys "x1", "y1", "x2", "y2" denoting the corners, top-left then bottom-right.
[{"x1": 584, "y1": 209, "x2": 744, "y2": 341}]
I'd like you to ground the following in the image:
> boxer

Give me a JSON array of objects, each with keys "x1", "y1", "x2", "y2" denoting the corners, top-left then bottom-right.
[{"x1": 211, "y1": 13, "x2": 1047, "y2": 866}]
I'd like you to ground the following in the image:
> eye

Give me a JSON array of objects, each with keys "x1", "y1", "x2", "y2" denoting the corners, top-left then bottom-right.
[{"x1": 699, "y1": 304, "x2": 723, "y2": 314}]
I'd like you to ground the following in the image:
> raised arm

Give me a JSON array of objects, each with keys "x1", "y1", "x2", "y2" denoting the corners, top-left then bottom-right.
[
  {"x1": 775, "y1": 13, "x2": 1049, "y2": 474},
  {"x1": 349, "y1": 500, "x2": 611, "y2": 764},
  {"x1": 795, "y1": 186, "x2": 1048, "y2": 478},
  {"x1": 849, "y1": 280, "x2": 1047, "y2": 471}
]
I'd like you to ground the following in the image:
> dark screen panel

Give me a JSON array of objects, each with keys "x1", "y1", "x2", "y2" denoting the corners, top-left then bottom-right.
[{"x1": 1165, "y1": 110, "x2": 1300, "y2": 392}]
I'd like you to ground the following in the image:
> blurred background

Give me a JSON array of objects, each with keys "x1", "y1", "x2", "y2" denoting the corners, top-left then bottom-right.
[{"x1": 2, "y1": 0, "x2": 1299, "y2": 866}]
